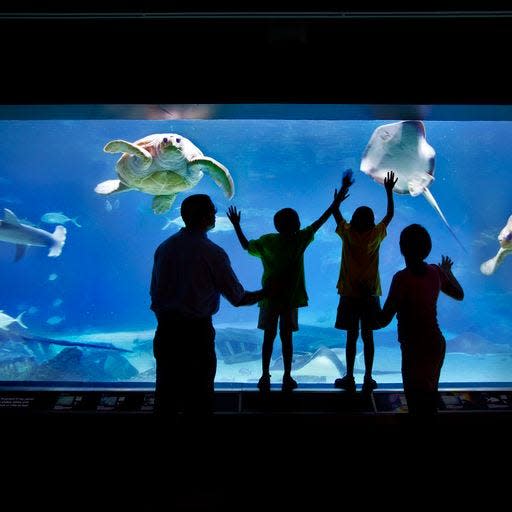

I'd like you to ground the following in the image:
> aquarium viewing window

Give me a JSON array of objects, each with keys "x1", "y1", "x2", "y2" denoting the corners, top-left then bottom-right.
[{"x1": 0, "y1": 104, "x2": 511, "y2": 390}]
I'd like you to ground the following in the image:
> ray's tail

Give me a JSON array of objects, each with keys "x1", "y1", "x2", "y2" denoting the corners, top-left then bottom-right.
[{"x1": 422, "y1": 188, "x2": 467, "y2": 253}]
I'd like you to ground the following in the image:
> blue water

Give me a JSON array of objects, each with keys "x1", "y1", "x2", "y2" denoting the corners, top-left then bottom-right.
[{"x1": 0, "y1": 116, "x2": 511, "y2": 386}]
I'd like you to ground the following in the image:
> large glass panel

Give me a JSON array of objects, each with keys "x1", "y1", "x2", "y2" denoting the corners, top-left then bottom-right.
[{"x1": 0, "y1": 104, "x2": 510, "y2": 388}]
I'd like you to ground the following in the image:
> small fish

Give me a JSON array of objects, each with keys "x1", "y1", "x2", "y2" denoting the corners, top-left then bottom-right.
[
  {"x1": 41, "y1": 212, "x2": 81, "y2": 227},
  {"x1": 52, "y1": 298, "x2": 63, "y2": 307},
  {"x1": 161, "y1": 216, "x2": 177, "y2": 230},
  {"x1": 0, "y1": 196, "x2": 22, "y2": 205},
  {"x1": 105, "y1": 199, "x2": 120, "y2": 212},
  {"x1": 162, "y1": 215, "x2": 233, "y2": 233},
  {"x1": 28, "y1": 306, "x2": 39, "y2": 315},
  {"x1": 211, "y1": 216, "x2": 235, "y2": 233},
  {"x1": 46, "y1": 315, "x2": 64, "y2": 325},
  {"x1": 48, "y1": 273, "x2": 58, "y2": 281},
  {"x1": 0, "y1": 310, "x2": 27, "y2": 331}
]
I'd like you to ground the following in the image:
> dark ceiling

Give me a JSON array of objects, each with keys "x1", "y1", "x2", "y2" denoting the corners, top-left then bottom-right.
[{"x1": 1, "y1": 9, "x2": 510, "y2": 104}]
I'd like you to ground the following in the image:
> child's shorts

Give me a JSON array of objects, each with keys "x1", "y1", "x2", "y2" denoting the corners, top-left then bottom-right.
[
  {"x1": 335, "y1": 295, "x2": 381, "y2": 331},
  {"x1": 257, "y1": 306, "x2": 299, "y2": 332}
]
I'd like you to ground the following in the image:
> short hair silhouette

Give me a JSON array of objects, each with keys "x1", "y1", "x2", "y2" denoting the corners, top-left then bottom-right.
[
  {"x1": 351, "y1": 206, "x2": 375, "y2": 233},
  {"x1": 399, "y1": 223, "x2": 432, "y2": 260},
  {"x1": 181, "y1": 194, "x2": 214, "y2": 227},
  {"x1": 274, "y1": 208, "x2": 300, "y2": 234}
]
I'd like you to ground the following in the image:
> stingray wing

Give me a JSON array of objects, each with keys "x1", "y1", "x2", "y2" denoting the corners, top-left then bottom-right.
[{"x1": 361, "y1": 121, "x2": 436, "y2": 195}]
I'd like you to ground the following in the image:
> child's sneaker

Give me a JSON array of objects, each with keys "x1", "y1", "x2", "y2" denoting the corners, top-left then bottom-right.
[
  {"x1": 334, "y1": 375, "x2": 356, "y2": 393},
  {"x1": 257, "y1": 374, "x2": 271, "y2": 392},
  {"x1": 362, "y1": 376, "x2": 378, "y2": 393},
  {"x1": 282, "y1": 375, "x2": 298, "y2": 392}
]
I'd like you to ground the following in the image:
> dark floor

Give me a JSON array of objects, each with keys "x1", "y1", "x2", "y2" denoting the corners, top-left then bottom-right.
[{"x1": 2, "y1": 394, "x2": 510, "y2": 510}]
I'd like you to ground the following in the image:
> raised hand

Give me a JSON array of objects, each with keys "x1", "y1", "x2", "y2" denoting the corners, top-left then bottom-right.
[
  {"x1": 439, "y1": 255, "x2": 454, "y2": 273},
  {"x1": 333, "y1": 186, "x2": 350, "y2": 207},
  {"x1": 226, "y1": 205, "x2": 241, "y2": 226},
  {"x1": 342, "y1": 168, "x2": 355, "y2": 189},
  {"x1": 384, "y1": 171, "x2": 398, "y2": 193}
]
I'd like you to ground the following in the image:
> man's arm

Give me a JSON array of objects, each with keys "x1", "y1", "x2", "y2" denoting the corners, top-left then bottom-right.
[
  {"x1": 226, "y1": 206, "x2": 249, "y2": 250},
  {"x1": 439, "y1": 255, "x2": 464, "y2": 300},
  {"x1": 237, "y1": 289, "x2": 265, "y2": 306},
  {"x1": 380, "y1": 171, "x2": 398, "y2": 227},
  {"x1": 213, "y1": 247, "x2": 266, "y2": 307},
  {"x1": 311, "y1": 172, "x2": 353, "y2": 232}
]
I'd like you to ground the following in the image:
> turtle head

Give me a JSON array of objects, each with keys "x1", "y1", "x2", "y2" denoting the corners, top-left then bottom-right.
[
  {"x1": 159, "y1": 134, "x2": 183, "y2": 152},
  {"x1": 156, "y1": 134, "x2": 188, "y2": 166},
  {"x1": 156, "y1": 133, "x2": 204, "y2": 168}
]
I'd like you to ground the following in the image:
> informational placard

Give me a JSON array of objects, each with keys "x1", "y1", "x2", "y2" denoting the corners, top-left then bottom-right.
[
  {"x1": 96, "y1": 394, "x2": 127, "y2": 411},
  {"x1": 480, "y1": 391, "x2": 512, "y2": 410},
  {"x1": 373, "y1": 392, "x2": 408, "y2": 413},
  {"x1": 139, "y1": 393, "x2": 155, "y2": 412},
  {"x1": 0, "y1": 395, "x2": 36, "y2": 410},
  {"x1": 53, "y1": 394, "x2": 84, "y2": 411}
]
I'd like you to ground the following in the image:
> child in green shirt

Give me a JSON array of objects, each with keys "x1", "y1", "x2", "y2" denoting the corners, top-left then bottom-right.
[{"x1": 227, "y1": 185, "x2": 349, "y2": 391}]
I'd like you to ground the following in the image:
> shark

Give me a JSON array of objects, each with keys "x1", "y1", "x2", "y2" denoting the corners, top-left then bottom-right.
[
  {"x1": 480, "y1": 214, "x2": 512, "y2": 275},
  {"x1": 0, "y1": 208, "x2": 67, "y2": 261},
  {"x1": 360, "y1": 120, "x2": 465, "y2": 251}
]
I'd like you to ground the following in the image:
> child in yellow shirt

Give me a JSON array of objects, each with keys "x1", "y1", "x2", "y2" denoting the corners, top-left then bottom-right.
[{"x1": 333, "y1": 169, "x2": 397, "y2": 393}]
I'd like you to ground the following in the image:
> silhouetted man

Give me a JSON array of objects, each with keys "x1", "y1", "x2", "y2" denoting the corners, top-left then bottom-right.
[{"x1": 150, "y1": 194, "x2": 264, "y2": 418}]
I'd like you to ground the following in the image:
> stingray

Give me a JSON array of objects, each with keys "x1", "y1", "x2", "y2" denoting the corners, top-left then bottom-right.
[
  {"x1": 270, "y1": 346, "x2": 400, "y2": 377},
  {"x1": 361, "y1": 120, "x2": 465, "y2": 251}
]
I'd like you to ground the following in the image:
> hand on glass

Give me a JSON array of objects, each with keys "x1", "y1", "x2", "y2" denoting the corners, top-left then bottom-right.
[
  {"x1": 342, "y1": 168, "x2": 355, "y2": 189},
  {"x1": 384, "y1": 171, "x2": 398, "y2": 192},
  {"x1": 439, "y1": 255, "x2": 454, "y2": 273},
  {"x1": 226, "y1": 206, "x2": 241, "y2": 226},
  {"x1": 333, "y1": 186, "x2": 350, "y2": 206}
]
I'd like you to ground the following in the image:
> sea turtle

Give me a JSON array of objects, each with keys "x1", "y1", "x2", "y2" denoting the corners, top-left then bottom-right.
[{"x1": 95, "y1": 133, "x2": 234, "y2": 214}]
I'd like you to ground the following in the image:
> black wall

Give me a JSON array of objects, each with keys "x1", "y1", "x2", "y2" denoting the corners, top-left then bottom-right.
[{"x1": 1, "y1": 13, "x2": 510, "y2": 104}]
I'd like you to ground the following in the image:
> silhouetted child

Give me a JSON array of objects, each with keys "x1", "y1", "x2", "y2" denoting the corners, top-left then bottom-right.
[
  {"x1": 378, "y1": 224, "x2": 464, "y2": 416},
  {"x1": 227, "y1": 186, "x2": 349, "y2": 391},
  {"x1": 333, "y1": 169, "x2": 397, "y2": 393}
]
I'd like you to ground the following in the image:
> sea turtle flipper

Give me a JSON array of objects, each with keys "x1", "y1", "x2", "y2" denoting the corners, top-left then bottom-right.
[
  {"x1": 152, "y1": 194, "x2": 177, "y2": 214},
  {"x1": 104, "y1": 140, "x2": 153, "y2": 171},
  {"x1": 94, "y1": 179, "x2": 132, "y2": 195},
  {"x1": 189, "y1": 157, "x2": 235, "y2": 198}
]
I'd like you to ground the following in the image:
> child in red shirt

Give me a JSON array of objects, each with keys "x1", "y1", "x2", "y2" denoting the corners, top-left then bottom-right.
[{"x1": 378, "y1": 224, "x2": 464, "y2": 416}]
